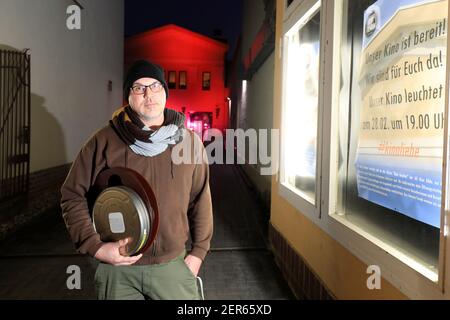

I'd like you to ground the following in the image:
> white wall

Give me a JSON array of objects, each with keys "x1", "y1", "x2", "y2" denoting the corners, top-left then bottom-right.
[
  {"x1": 0, "y1": 0, "x2": 124, "y2": 172},
  {"x1": 246, "y1": 54, "x2": 274, "y2": 132}
]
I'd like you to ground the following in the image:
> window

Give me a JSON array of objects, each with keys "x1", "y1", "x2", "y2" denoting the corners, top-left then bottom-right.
[
  {"x1": 281, "y1": 1, "x2": 321, "y2": 207},
  {"x1": 179, "y1": 71, "x2": 187, "y2": 89},
  {"x1": 280, "y1": 0, "x2": 450, "y2": 298},
  {"x1": 202, "y1": 72, "x2": 211, "y2": 90},
  {"x1": 331, "y1": 0, "x2": 448, "y2": 281},
  {"x1": 168, "y1": 71, "x2": 176, "y2": 89}
]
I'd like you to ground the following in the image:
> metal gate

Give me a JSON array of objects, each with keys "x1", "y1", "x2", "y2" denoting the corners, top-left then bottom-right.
[{"x1": 0, "y1": 49, "x2": 31, "y2": 201}]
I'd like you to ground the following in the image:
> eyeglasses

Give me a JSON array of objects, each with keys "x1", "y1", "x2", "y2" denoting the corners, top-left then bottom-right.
[{"x1": 131, "y1": 82, "x2": 163, "y2": 95}]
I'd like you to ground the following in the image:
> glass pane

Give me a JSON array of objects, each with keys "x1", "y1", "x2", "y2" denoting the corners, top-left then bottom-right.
[
  {"x1": 202, "y1": 72, "x2": 211, "y2": 90},
  {"x1": 179, "y1": 71, "x2": 187, "y2": 89},
  {"x1": 335, "y1": 0, "x2": 447, "y2": 278},
  {"x1": 284, "y1": 9, "x2": 321, "y2": 204},
  {"x1": 168, "y1": 71, "x2": 176, "y2": 89}
]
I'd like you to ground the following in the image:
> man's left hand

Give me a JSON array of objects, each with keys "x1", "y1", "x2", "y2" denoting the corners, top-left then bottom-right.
[{"x1": 184, "y1": 254, "x2": 203, "y2": 277}]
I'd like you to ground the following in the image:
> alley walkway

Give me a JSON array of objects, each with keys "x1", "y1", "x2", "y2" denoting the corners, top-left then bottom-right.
[{"x1": 0, "y1": 164, "x2": 294, "y2": 300}]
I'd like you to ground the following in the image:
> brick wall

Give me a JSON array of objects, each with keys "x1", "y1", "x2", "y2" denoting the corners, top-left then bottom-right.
[{"x1": 269, "y1": 223, "x2": 335, "y2": 300}]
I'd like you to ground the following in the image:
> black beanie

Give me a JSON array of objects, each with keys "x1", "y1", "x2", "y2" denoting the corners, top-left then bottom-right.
[{"x1": 123, "y1": 60, "x2": 169, "y2": 99}]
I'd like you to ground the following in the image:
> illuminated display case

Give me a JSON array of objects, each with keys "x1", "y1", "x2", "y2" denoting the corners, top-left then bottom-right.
[{"x1": 279, "y1": 0, "x2": 450, "y2": 298}]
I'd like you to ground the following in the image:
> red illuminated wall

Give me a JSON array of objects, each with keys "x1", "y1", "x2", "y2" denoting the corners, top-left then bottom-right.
[{"x1": 125, "y1": 24, "x2": 230, "y2": 133}]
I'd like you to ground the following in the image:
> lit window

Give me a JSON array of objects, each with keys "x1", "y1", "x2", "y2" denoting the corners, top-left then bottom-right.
[
  {"x1": 168, "y1": 71, "x2": 176, "y2": 89},
  {"x1": 282, "y1": 3, "x2": 321, "y2": 205},
  {"x1": 179, "y1": 71, "x2": 187, "y2": 89},
  {"x1": 332, "y1": 0, "x2": 448, "y2": 280},
  {"x1": 202, "y1": 72, "x2": 211, "y2": 90}
]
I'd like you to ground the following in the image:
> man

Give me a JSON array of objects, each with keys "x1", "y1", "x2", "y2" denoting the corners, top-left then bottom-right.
[{"x1": 60, "y1": 60, "x2": 213, "y2": 300}]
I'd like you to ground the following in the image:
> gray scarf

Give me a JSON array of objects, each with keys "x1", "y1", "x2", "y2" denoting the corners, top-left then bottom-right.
[{"x1": 111, "y1": 106, "x2": 185, "y2": 157}]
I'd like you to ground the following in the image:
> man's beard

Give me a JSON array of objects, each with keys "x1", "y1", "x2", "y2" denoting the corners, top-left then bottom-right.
[{"x1": 139, "y1": 109, "x2": 163, "y2": 123}]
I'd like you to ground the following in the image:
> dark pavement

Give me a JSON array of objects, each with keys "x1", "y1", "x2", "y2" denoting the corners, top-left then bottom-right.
[{"x1": 0, "y1": 164, "x2": 294, "y2": 300}]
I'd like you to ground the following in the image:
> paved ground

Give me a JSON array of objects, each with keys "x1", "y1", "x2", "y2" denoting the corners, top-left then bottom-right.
[{"x1": 0, "y1": 164, "x2": 294, "y2": 300}]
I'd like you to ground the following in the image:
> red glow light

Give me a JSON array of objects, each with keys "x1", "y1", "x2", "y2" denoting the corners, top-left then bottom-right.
[{"x1": 125, "y1": 24, "x2": 230, "y2": 133}]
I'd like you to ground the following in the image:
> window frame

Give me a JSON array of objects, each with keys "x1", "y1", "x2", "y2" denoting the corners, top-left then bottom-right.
[
  {"x1": 202, "y1": 72, "x2": 211, "y2": 90},
  {"x1": 279, "y1": 0, "x2": 323, "y2": 220},
  {"x1": 441, "y1": 0, "x2": 450, "y2": 295},
  {"x1": 179, "y1": 71, "x2": 187, "y2": 89},
  {"x1": 168, "y1": 70, "x2": 176, "y2": 89},
  {"x1": 284, "y1": 0, "x2": 305, "y2": 22},
  {"x1": 279, "y1": 0, "x2": 450, "y2": 299}
]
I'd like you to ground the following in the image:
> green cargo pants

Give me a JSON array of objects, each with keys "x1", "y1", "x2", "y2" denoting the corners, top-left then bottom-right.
[{"x1": 94, "y1": 251, "x2": 203, "y2": 300}]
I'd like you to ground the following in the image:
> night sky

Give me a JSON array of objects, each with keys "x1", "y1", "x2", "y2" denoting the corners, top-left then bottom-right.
[{"x1": 124, "y1": 0, "x2": 243, "y2": 59}]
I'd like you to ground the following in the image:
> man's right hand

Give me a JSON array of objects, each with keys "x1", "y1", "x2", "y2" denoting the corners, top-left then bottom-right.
[{"x1": 94, "y1": 238, "x2": 143, "y2": 266}]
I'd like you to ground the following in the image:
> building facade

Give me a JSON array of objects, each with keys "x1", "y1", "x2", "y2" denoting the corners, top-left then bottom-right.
[
  {"x1": 270, "y1": 0, "x2": 450, "y2": 299},
  {"x1": 0, "y1": 0, "x2": 124, "y2": 237},
  {"x1": 225, "y1": 0, "x2": 276, "y2": 214},
  {"x1": 125, "y1": 24, "x2": 230, "y2": 136}
]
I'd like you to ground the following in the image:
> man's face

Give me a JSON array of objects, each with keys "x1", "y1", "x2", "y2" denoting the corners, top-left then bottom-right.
[{"x1": 128, "y1": 77, "x2": 166, "y2": 127}]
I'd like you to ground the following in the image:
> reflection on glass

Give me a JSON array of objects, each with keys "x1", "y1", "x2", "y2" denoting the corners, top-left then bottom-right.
[{"x1": 284, "y1": 9, "x2": 321, "y2": 204}]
